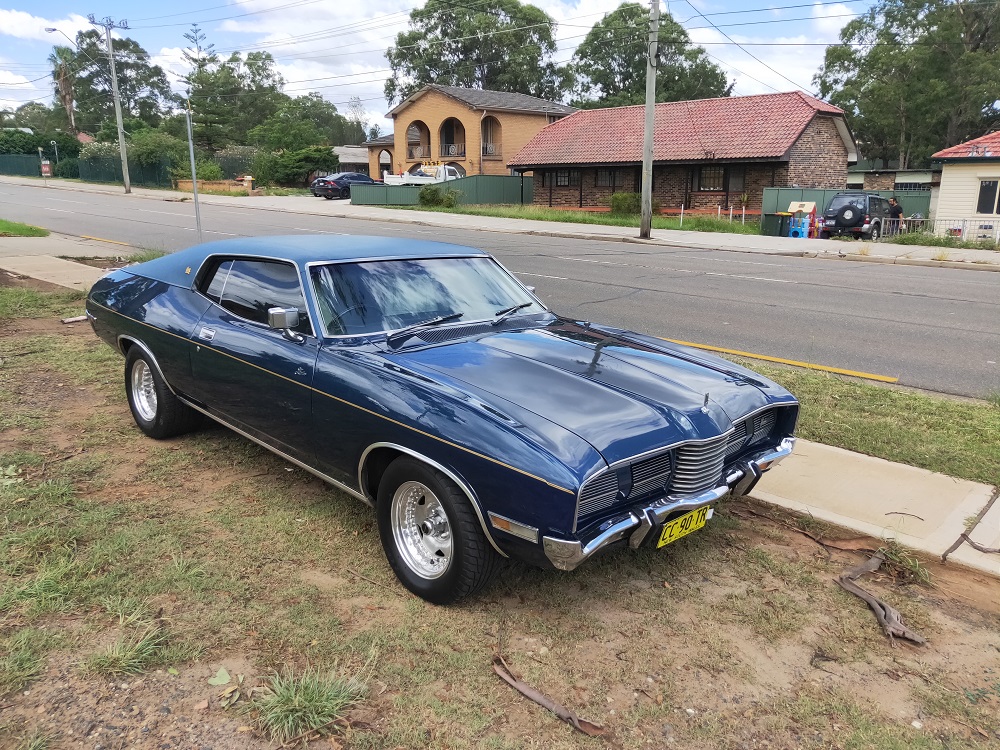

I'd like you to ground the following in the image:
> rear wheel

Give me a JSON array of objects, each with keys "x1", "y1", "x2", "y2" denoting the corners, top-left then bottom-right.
[
  {"x1": 340, "y1": 187, "x2": 350, "y2": 200},
  {"x1": 866, "y1": 223, "x2": 881, "y2": 241},
  {"x1": 377, "y1": 457, "x2": 502, "y2": 604},
  {"x1": 323, "y1": 194, "x2": 334, "y2": 200},
  {"x1": 124, "y1": 348, "x2": 201, "y2": 439}
]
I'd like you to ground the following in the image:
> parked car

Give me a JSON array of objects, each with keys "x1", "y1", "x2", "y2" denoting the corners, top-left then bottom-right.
[
  {"x1": 85, "y1": 236, "x2": 798, "y2": 604},
  {"x1": 310, "y1": 172, "x2": 377, "y2": 200},
  {"x1": 820, "y1": 192, "x2": 891, "y2": 240}
]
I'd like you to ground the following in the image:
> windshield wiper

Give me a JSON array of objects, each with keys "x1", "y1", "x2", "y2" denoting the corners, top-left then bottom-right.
[
  {"x1": 492, "y1": 302, "x2": 532, "y2": 326},
  {"x1": 386, "y1": 312, "x2": 464, "y2": 347}
]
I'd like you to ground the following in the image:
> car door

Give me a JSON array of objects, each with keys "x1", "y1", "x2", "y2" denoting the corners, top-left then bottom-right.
[{"x1": 189, "y1": 257, "x2": 319, "y2": 461}]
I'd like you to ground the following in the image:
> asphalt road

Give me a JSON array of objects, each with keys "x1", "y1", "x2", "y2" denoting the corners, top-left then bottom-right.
[{"x1": 2, "y1": 181, "x2": 998, "y2": 398}]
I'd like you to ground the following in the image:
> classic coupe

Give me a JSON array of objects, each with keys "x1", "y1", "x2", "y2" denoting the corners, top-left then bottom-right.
[{"x1": 86, "y1": 236, "x2": 798, "y2": 604}]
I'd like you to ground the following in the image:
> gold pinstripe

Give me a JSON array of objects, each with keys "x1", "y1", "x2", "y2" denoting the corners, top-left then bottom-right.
[{"x1": 92, "y1": 300, "x2": 576, "y2": 494}]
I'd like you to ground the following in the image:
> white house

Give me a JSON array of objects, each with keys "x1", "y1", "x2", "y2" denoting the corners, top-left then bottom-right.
[{"x1": 931, "y1": 131, "x2": 1000, "y2": 242}]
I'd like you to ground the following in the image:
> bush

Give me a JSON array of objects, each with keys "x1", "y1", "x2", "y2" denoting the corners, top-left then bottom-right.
[
  {"x1": 441, "y1": 189, "x2": 460, "y2": 208},
  {"x1": 250, "y1": 151, "x2": 280, "y2": 188},
  {"x1": 610, "y1": 192, "x2": 660, "y2": 215},
  {"x1": 419, "y1": 185, "x2": 443, "y2": 206},
  {"x1": 53, "y1": 158, "x2": 79, "y2": 178},
  {"x1": 129, "y1": 130, "x2": 185, "y2": 167},
  {"x1": 79, "y1": 141, "x2": 122, "y2": 160},
  {"x1": 170, "y1": 159, "x2": 223, "y2": 181}
]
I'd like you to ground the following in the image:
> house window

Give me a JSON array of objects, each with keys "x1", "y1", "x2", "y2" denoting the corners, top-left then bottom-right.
[
  {"x1": 596, "y1": 169, "x2": 613, "y2": 187},
  {"x1": 727, "y1": 166, "x2": 745, "y2": 193},
  {"x1": 894, "y1": 182, "x2": 930, "y2": 191},
  {"x1": 698, "y1": 165, "x2": 725, "y2": 191},
  {"x1": 976, "y1": 180, "x2": 999, "y2": 214},
  {"x1": 555, "y1": 169, "x2": 580, "y2": 187}
]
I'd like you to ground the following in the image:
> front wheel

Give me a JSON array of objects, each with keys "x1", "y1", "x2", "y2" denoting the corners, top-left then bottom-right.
[
  {"x1": 377, "y1": 457, "x2": 502, "y2": 604},
  {"x1": 124, "y1": 348, "x2": 201, "y2": 439},
  {"x1": 339, "y1": 187, "x2": 350, "y2": 200}
]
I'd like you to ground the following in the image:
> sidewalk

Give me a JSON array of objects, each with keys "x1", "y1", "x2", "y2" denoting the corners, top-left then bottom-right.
[{"x1": 3, "y1": 175, "x2": 999, "y2": 271}]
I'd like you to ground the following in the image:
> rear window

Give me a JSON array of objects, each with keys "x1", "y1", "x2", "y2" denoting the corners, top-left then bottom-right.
[{"x1": 827, "y1": 195, "x2": 865, "y2": 212}]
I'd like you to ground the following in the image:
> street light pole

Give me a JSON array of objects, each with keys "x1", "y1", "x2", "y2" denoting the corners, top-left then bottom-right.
[
  {"x1": 50, "y1": 140, "x2": 60, "y2": 164},
  {"x1": 87, "y1": 14, "x2": 131, "y2": 194},
  {"x1": 639, "y1": 0, "x2": 660, "y2": 240}
]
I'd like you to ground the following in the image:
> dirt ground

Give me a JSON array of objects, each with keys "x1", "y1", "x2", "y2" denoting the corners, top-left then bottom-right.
[{"x1": 1, "y1": 292, "x2": 999, "y2": 750}]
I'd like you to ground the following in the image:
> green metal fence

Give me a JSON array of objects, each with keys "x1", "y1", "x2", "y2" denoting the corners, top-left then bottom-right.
[
  {"x1": 762, "y1": 188, "x2": 932, "y2": 220},
  {"x1": 215, "y1": 153, "x2": 255, "y2": 180},
  {"x1": 0, "y1": 154, "x2": 41, "y2": 177},
  {"x1": 78, "y1": 157, "x2": 173, "y2": 188},
  {"x1": 351, "y1": 175, "x2": 533, "y2": 206}
]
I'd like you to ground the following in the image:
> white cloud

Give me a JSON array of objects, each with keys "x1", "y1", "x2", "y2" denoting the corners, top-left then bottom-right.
[
  {"x1": 812, "y1": 2, "x2": 856, "y2": 41},
  {"x1": 0, "y1": 9, "x2": 91, "y2": 42}
]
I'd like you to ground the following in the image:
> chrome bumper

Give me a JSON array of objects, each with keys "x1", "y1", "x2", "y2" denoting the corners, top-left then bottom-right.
[{"x1": 542, "y1": 437, "x2": 796, "y2": 572}]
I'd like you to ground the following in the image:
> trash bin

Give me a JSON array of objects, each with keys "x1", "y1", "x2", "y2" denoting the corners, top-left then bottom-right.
[
  {"x1": 775, "y1": 212, "x2": 792, "y2": 237},
  {"x1": 761, "y1": 213, "x2": 782, "y2": 236}
]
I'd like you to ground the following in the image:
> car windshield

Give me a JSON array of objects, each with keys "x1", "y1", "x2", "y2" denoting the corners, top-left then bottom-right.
[
  {"x1": 310, "y1": 256, "x2": 545, "y2": 336},
  {"x1": 827, "y1": 195, "x2": 865, "y2": 212}
]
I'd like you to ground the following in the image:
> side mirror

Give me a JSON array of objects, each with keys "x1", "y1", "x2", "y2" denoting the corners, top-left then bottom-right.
[
  {"x1": 525, "y1": 286, "x2": 536, "y2": 294},
  {"x1": 268, "y1": 307, "x2": 300, "y2": 330}
]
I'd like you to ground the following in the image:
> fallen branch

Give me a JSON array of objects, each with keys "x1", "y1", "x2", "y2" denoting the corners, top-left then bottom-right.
[
  {"x1": 345, "y1": 567, "x2": 398, "y2": 594},
  {"x1": 492, "y1": 655, "x2": 609, "y2": 738},
  {"x1": 834, "y1": 552, "x2": 926, "y2": 646},
  {"x1": 279, "y1": 717, "x2": 348, "y2": 748},
  {"x1": 884, "y1": 511, "x2": 925, "y2": 522},
  {"x1": 958, "y1": 533, "x2": 1000, "y2": 555},
  {"x1": 61, "y1": 315, "x2": 88, "y2": 324},
  {"x1": 943, "y1": 487, "x2": 999, "y2": 561}
]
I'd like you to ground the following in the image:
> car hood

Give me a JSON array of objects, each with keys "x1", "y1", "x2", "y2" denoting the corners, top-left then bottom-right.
[{"x1": 386, "y1": 321, "x2": 791, "y2": 466}]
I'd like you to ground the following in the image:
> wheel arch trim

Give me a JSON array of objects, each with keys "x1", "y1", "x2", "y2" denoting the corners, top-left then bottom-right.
[
  {"x1": 358, "y1": 442, "x2": 508, "y2": 558},
  {"x1": 117, "y1": 336, "x2": 179, "y2": 397}
]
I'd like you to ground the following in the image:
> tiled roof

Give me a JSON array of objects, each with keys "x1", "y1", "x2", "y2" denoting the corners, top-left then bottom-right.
[
  {"x1": 389, "y1": 84, "x2": 576, "y2": 117},
  {"x1": 363, "y1": 133, "x2": 395, "y2": 146},
  {"x1": 509, "y1": 91, "x2": 845, "y2": 167},
  {"x1": 932, "y1": 131, "x2": 1000, "y2": 159}
]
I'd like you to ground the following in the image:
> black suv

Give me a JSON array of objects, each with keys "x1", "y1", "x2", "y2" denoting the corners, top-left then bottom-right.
[{"x1": 820, "y1": 192, "x2": 890, "y2": 240}]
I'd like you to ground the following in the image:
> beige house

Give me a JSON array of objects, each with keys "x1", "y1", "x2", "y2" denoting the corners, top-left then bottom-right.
[
  {"x1": 365, "y1": 84, "x2": 574, "y2": 179},
  {"x1": 931, "y1": 132, "x2": 1000, "y2": 240}
]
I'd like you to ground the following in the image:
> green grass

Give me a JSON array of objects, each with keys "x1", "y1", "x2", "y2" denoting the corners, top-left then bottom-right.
[
  {"x1": 392, "y1": 203, "x2": 763, "y2": 234},
  {"x1": 86, "y1": 624, "x2": 169, "y2": 676},
  {"x1": 0, "y1": 218, "x2": 49, "y2": 237},
  {"x1": 0, "y1": 628, "x2": 62, "y2": 694},
  {"x1": 250, "y1": 668, "x2": 367, "y2": 743},
  {"x1": 882, "y1": 230, "x2": 998, "y2": 251},
  {"x1": 0, "y1": 287, "x2": 86, "y2": 319},
  {"x1": 127, "y1": 248, "x2": 167, "y2": 264},
  {"x1": 729, "y1": 359, "x2": 1000, "y2": 487}
]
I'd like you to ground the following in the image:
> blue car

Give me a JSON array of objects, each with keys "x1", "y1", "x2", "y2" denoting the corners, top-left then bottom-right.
[
  {"x1": 86, "y1": 236, "x2": 798, "y2": 603},
  {"x1": 310, "y1": 172, "x2": 377, "y2": 200}
]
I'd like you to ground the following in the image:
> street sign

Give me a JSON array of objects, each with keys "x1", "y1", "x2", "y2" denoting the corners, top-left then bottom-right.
[{"x1": 40, "y1": 160, "x2": 52, "y2": 177}]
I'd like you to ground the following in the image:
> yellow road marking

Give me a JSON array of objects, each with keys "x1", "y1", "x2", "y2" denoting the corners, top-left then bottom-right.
[
  {"x1": 81, "y1": 235, "x2": 132, "y2": 247},
  {"x1": 661, "y1": 338, "x2": 899, "y2": 383}
]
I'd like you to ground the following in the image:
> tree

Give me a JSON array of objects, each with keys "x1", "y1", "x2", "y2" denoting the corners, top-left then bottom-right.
[
  {"x1": 571, "y1": 3, "x2": 731, "y2": 108},
  {"x1": 815, "y1": 0, "x2": 1000, "y2": 168},
  {"x1": 249, "y1": 105, "x2": 324, "y2": 151},
  {"x1": 48, "y1": 45, "x2": 77, "y2": 131},
  {"x1": 384, "y1": 0, "x2": 569, "y2": 104},
  {"x1": 71, "y1": 30, "x2": 175, "y2": 133}
]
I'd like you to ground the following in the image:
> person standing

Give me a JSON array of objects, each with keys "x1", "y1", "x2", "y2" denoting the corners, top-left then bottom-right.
[{"x1": 888, "y1": 196, "x2": 904, "y2": 234}]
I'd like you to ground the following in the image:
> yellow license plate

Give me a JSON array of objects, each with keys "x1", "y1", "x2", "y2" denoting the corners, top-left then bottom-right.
[{"x1": 657, "y1": 506, "x2": 711, "y2": 548}]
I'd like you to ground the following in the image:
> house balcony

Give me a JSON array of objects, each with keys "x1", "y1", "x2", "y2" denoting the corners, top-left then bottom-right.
[
  {"x1": 440, "y1": 143, "x2": 466, "y2": 158},
  {"x1": 407, "y1": 145, "x2": 430, "y2": 160},
  {"x1": 482, "y1": 142, "x2": 502, "y2": 159}
]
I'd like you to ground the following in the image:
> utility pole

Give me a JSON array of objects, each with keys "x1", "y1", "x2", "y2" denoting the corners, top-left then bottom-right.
[
  {"x1": 88, "y1": 14, "x2": 131, "y2": 194},
  {"x1": 185, "y1": 99, "x2": 204, "y2": 243},
  {"x1": 639, "y1": 0, "x2": 660, "y2": 239}
]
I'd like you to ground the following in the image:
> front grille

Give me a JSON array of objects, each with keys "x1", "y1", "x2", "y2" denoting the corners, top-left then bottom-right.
[
  {"x1": 578, "y1": 471, "x2": 619, "y2": 517},
  {"x1": 631, "y1": 452, "x2": 672, "y2": 497},
  {"x1": 669, "y1": 435, "x2": 728, "y2": 496},
  {"x1": 749, "y1": 410, "x2": 776, "y2": 445},
  {"x1": 725, "y1": 420, "x2": 748, "y2": 457}
]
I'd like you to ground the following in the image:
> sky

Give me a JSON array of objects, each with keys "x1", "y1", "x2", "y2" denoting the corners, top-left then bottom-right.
[{"x1": 0, "y1": 0, "x2": 873, "y2": 127}]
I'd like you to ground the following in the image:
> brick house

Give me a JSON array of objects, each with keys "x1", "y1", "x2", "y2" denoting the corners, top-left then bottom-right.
[
  {"x1": 365, "y1": 84, "x2": 575, "y2": 179},
  {"x1": 508, "y1": 92, "x2": 857, "y2": 213}
]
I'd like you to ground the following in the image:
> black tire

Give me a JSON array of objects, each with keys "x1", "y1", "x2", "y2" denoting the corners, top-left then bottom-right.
[
  {"x1": 377, "y1": 457, "x2": 502, "y2": 604},
  {"x1": 835, "y1": 205, "x2": 857, "y2": 227},
  {"x1": 124, "y1": 347, "x2": 201, "y2": 439},
  {"x1": 339, "y1": 187, "x2": 350, "y2": 200},
  {"x1": 819, "y1": 231, "x2": 831, "y2": 239},
  {"x1": 323, "y1": 194, "x2": 334, "y2": 200},
  {"x1": 866, "y1": 223, "x2": 881, "y2": 241}
]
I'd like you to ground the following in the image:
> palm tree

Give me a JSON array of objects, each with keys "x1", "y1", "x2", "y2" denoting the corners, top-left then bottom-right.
[{"x1": 49, "y1": 45, "x2": 77, "y2": 132}]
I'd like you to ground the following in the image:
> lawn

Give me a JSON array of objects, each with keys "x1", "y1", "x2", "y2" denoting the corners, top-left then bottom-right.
[
  {"x1": 392, "y1": 203, "x2": 763, "y2": 235},
  {"x1": 1, "y1": 286, "x2": 998, "y2": 749},
  {"x1": 0, "y1": 218, "x2": 49, "y2": 237}
]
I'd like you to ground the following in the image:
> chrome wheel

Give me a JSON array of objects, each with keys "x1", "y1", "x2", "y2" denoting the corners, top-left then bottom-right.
[
  {"x1": 130, "y1": 359, "x2": 158, "y2": 422},
  {"x1": 390, "y1": 480, "x2": 452, "y2": 579}
]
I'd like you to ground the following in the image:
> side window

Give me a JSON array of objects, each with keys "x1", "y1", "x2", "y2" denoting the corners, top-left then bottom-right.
[
  {"x1": 200, "y1": 259, "x2": 232, "y2": 304},
  {"x1": 217, "y1": 259, "x2": 311, "y2": 334},
  {"x1": 977, "y1": 180, "x2": 999, "y2": 214}
]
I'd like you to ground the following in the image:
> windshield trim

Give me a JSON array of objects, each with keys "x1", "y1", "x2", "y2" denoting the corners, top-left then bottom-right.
[{"x1": 305, "y1": 255, "x2": 549, "y2": 341}]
